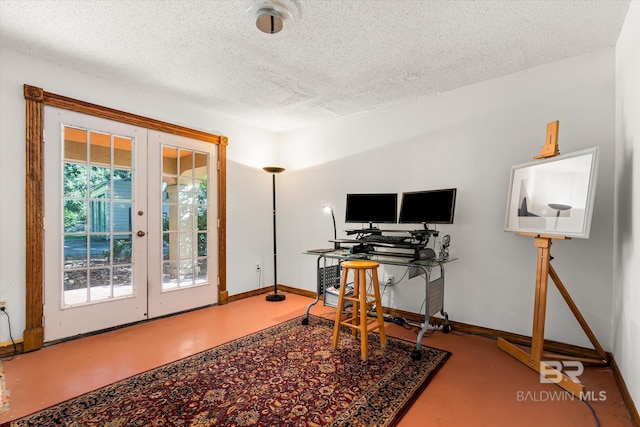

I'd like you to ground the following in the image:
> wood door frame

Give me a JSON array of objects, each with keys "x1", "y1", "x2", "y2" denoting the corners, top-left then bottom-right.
[{"x1": 23, "y1": 84, "x2": 228, "y2": 352}]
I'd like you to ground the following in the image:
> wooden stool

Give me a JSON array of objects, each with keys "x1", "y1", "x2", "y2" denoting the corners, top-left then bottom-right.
[{"x1": 332, "y1": 260, "x2": 386, "y2": 361}]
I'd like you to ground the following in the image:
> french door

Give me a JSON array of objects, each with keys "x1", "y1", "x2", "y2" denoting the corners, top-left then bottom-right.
[
  {"x1": 146, "y1": 130, "x2": 217, "y2": 318},
  {"x1": 43, "y1": 108, "x2": 217, "y2": 342}
]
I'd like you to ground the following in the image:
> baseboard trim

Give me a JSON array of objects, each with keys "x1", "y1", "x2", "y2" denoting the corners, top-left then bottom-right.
[
  {"x1": 278, "y1": 285, "x2": 608, "y2": 363},
  {"x1": 227, "y1": 285, "x2": 316, "y2": 303},
  {"x1": 383, "y1": 305, "x2": 609, "y2": 364},
  {"x1": 278, "y1": 285, "x2": 316, "y2": 299},
  {"x1": 227, "y1": 287, "x2": 272, "y2": 302},
  {"x1": 0, "y1": 340, "x2": 23, "y2": 358},
  {"x1": 610, "y1": 354, "x2": 640, "y2": 427}
]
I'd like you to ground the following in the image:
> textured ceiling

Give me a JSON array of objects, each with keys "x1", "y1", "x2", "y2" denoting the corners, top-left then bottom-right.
[{"x1": 0, "y1": 0, "x2": 631, "y2": 133}]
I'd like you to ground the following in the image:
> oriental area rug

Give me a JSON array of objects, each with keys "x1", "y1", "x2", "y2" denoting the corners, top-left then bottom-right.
[{"x1": 10, "y1": 315, "x2": 450, "y2": 427}]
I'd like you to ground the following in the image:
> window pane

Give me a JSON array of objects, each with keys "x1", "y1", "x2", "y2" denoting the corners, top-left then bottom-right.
[
  {"x1": 90, "y1": 235, "x2": 110, "y2": 266},
  {"x1": 113, "y1": 170, "x2": 132, "y2": 199},
  {"x1": 90, "y1": 166, "x2": 111, "y2": 198},
  {"x1": 90, "y1": 200, "x2": 111, "y2": 233},
  {"x1": 63, "y1": 163, "x2": 88, "y2": 197},
  {"x1": 195, "y1": 178, "x2": 207, "y2": 203},
  {"x1": 179, "y1": 260, "x2": 194, "y2": 281},
  {"x1": 63, "y1": 270, "x2": 88, "y2": 305},
  {"x1": 163, "y1": 233, "x2": 171, "y2": 260},
  {"x1": 64, "y1": 234, "x2": 87, "y2": 269},
  {"x1": 163, "y1": 146, "x2": 178, "y2": 175},
  {"x1": 64, "y1": 127, "x2": 88, "y2": 162},
  {"x1": 113, "y1": 136, "x2": 132, "y2": 168},
  {"x1": 194, "y1": 153, "x2": 207, "y2": 178},
  {"x1": 197, "y1": 232, "x2": 207, "y2": 256},
  {"x1": 113, "y1": 235, "x2": 133, "y2": 264},
  {"x1": 64, "y1": 199, "x2": 87, "y2": 233},
  {"x1": 89, "y1": 268, "x2": 111, "y2": 301},
  {"x1": 179, "y1": 232, "x2": 194, "y2": 258},
  {"x1": 179, "y1": 205, "x2": 194, "y2": 231},
  {"x1": 177, "y1": 177, "x2": 195, "y2": 203},
  {"x1": 162, "y1": 205, "x2": 171, "y2": 231},
  {"x1": 196, "y1": 258, "x2": 207, "y2": 283},
  {"x1": 162, "y1": 179, "x2": 170, "y2": 202},
  {"x1": 179, "y1": 150, "x2": 193, "y2": 177},
  {"x1": 197, "y1": 206, "x2": 207, "y2": 231},
  {"x1": 113, "y1": 266, "x2": 133, "y2": 297},
  {"x1": 89, "y1": 131, "x2": 111, "y2": 166},
  {"x1": 113, "y1": 202, "x2": 132, "y2": 232},
  {"x1": 162, "y1": 261, "x2": 178, "y2": 290}
]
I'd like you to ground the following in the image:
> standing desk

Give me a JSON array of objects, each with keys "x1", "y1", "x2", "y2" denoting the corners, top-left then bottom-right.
[{"x1": 302, "y1": 248, "x2": 457, "y2": 360}]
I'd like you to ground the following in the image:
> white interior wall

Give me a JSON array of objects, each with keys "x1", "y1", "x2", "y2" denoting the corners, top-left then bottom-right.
[
  {"x1": 0, "y1": 47, "x2": 278, "y2": 342},
  {"x1": 614, "y1": 0, "x2": 640, "y2": 410},
  {"x1": 278, "y1": 49, "x2": 616, "y2": 350}
]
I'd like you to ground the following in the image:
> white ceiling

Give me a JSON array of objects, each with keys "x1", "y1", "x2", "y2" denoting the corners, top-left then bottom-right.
[{"x1": 0, "y1": 0, "x2": 631, "y2": 133}]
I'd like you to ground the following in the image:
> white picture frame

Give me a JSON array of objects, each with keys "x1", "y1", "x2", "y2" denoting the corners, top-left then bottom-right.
[{"x1": 504, "y1": 147, "x2": 599, "y2": 238}]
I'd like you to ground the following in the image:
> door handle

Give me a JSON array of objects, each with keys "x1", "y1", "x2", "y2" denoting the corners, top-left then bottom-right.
[{"x1": 137, "y1": 230, "x2": 146, "y2": 237}]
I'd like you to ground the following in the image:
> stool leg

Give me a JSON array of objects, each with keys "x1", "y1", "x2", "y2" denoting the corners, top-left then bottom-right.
[
  {"x1": 371, "y1": 269, "x2": 386, "y2": 349},
  {"x1": 359, "y1": 269, "x2": 369, "y2": 361},
  {"x1": 350, "y1": 270, "x2": 359, "y2": 337},
  {"x1": 332, "y1": 267, "x2": 350, "y2": 349}
]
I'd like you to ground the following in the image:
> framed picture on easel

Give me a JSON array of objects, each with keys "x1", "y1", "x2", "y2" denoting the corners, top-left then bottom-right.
[{"x1": 504, "y1": 147, "x2": 600, "y2": 239}]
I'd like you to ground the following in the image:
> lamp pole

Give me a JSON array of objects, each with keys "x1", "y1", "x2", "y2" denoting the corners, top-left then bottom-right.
[{"x1": 263, "y1": 167, "x2": 285, "y2": 302}]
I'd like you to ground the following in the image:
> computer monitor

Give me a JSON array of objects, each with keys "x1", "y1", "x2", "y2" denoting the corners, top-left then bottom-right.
[
  {"x1": 398, "y1": 188, "x2": 457, "y2": 225},
  {"x1": 345, "y1": 193, "x2": 397, "y2": 227}
]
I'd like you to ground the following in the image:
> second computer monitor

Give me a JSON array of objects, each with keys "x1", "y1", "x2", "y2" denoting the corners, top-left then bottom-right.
[{"x1": 398, "y1": 188, "x2": 457, "y2": 225}]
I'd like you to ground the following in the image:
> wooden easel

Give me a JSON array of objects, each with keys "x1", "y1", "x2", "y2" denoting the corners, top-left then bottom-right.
[{"x1": 497, "y1": 121, "x2": 607, "y2": 398}]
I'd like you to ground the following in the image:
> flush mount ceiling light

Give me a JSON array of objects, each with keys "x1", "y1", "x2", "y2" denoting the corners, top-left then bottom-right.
[
  {"x1": 256, "y1": 7, "x2": 284, "y2": 34},
  {"x1": 248, "y1": 0, "x2": 297, "y2": 34}
]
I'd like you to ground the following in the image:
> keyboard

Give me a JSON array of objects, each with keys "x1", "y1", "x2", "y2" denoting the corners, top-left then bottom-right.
[{"x1": 362, "y1": 235, "x2": 407, "y2": 244}]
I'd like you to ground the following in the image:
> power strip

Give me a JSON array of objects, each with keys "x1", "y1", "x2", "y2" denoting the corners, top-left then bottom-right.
[{"x1": 367, "y1": 311, "x2": 409, "y2": 326}]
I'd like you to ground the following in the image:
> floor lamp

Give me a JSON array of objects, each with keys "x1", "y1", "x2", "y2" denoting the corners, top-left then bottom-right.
[{"x1": 263, "y1": 166, "x2": 286, "y2": 302}]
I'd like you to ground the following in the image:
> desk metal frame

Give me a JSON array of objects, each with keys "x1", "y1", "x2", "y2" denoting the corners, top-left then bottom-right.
[{"x1": 303, "y1": 249, "x2": 456, "y2": 360}]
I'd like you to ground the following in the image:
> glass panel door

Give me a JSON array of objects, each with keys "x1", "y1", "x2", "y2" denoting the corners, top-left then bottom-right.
[
  {"x1": 44, "y1": 107, "x2": 148, "y2": 342},
  {"x1": 147, "y1": 131, "x2": 217, "y2": 318}
]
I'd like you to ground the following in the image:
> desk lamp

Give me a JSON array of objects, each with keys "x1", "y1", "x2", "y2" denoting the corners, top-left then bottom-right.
[
  {"x1": 323, "y1": 205, "x2": 340, "y2": 249},
  {"x1": 264, "y1": 166, "x2": 285, "y2": 302}
]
